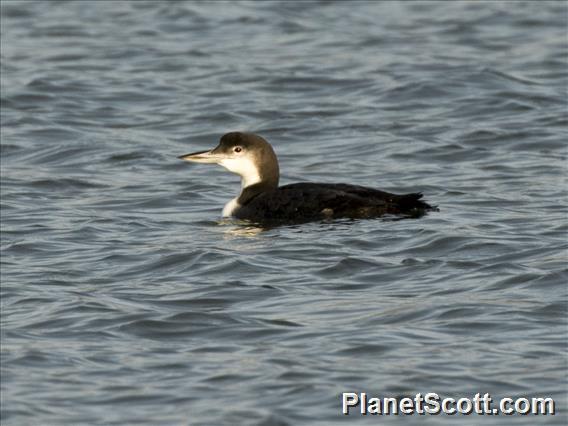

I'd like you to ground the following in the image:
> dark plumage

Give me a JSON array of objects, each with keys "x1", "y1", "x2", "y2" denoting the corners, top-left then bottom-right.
[
  {"x1": 236, "y1": 182, "x2": 433, "y2": 223},
  {"x1": 179, "y1": 132, "x2": 436, "y2": 224}
]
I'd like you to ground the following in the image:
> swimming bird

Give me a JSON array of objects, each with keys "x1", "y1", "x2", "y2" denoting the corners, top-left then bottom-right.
[{"x1": 178, "y1": 132, "x2": 435, "y2": 223}]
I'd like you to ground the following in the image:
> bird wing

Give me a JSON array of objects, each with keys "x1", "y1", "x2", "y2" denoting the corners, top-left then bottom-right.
[{"x1": 236, "y1": 182, "x2": 422, "y2": 222}]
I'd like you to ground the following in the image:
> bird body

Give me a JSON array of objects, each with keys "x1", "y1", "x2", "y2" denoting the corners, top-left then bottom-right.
[
  {"x1": 232, "y1": 182, "x2": 431, "y2": 222},
  {"x1": 179, "y1": 132, "x2": 435, "y2": 224}
]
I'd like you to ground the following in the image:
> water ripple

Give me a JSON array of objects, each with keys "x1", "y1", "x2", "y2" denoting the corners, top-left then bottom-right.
[{"x1": 2, "y1": 1, "x2": 566, "y2": 425}]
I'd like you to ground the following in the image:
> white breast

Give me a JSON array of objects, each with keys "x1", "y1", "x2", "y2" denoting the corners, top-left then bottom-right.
[{"x1": 222, "y1": 197, "x2": 241, "y2": 217}]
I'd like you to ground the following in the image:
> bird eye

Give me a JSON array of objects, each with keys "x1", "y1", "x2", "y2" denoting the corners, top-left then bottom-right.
[{"x1": 234, "y1": 146, "x2": 242, "y2": 153}]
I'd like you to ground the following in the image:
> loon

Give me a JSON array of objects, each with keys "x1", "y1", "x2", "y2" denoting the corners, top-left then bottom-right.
[{"x1": 178, "y1": 132, "x2": 435, "y2": 223}]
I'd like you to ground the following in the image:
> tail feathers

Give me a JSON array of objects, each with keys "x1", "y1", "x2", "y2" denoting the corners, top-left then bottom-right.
[{"x1": 399, "y1": 192, "x2": 436, "y2": 211}]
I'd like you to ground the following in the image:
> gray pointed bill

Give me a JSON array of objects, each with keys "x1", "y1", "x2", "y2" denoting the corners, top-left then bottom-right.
[{"x1": 178, "y1": 149, "x2": 224, "y2": 164}]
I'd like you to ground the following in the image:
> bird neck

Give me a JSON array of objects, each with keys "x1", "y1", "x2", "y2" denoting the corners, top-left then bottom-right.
[{"x1": 237, "y1": 180, "x2": 277, "y2": 206}]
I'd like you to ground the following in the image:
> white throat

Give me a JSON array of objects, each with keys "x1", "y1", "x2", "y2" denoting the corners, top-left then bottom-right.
[
  {"x1": 219, "y1": 157, "x2": 261, "y2": 217},
  {"x1": 219, "y1": 157, "x2": 262, "y2": 188}
]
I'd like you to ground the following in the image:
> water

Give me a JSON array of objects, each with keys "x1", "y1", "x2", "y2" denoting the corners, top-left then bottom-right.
[{"x1": 1, "y1": 1, "x2": 567, "y2": 424}]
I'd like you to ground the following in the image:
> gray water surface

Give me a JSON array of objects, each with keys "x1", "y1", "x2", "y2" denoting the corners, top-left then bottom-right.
[{"x1": 1, "y1": 1, "x2": 567, "y2": 425}]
